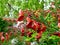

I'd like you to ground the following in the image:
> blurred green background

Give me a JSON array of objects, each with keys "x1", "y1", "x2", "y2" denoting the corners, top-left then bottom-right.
[{"x1": 0, "y1": 0, "x2": 60, "y2": 18}]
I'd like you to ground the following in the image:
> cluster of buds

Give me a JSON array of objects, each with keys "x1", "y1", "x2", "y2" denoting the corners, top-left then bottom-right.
[
  {"x1": 0, "y1": 32, "x2": 12, "y2": 42},
  {"x1": 17, "y1": 9, "x2": 46, "y2": 41},
  {"x1": 0, "y1": 32, "x2": 4, "y2": 42},
  {"x1": 3, "y1": 18, "x2": 17, "y2": 22}
]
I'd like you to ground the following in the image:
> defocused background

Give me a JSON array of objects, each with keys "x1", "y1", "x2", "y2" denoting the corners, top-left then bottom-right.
[{"x1": 0, "y1": 0, "x2": 60, "y2": 18}]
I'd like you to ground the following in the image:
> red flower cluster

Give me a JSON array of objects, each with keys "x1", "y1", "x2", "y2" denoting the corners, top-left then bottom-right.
[
  {"x1": 26, "y1": 17, "x2": 33, "y2": 28},
  {"x1": 1, "y1": 36, "x2": 5, "y2": 42},
  {"x1": 0, "y1": 32, "x2": 5, "y2": 42},
  {"x1": 26, "y1": 17, "x2": 46, "y2": 32},
  {"x1": 17, "y1": 9, "x2": 33, "y2": 21},
  {"x1": 5, "y1": 33, "x2": 9, "y2": 40},
  {"x1": 20, "y1": 17, "x2": 46, "y2": 40},
  {"x1": 17, "y1": 10, "x2": 47, "y2": 41},
  {"x1": 0, "y1": 32, "x2": 12, "y2": 42},
  {"x1": 17, "y1": 10, "x2": 24, "y2": 21}
]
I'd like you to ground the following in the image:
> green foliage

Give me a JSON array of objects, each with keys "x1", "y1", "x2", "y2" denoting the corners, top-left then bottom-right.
[
  {"x1": 1, "y1": 40, "x2": 11, "y2": 45},
  {"x1": 39, "y1": 35, "x2": 60, "y2": 45},
  {"x1": 0, "y1": 18, "x2": 13, "y2": 32},
  {"x1": 0, "y1": 18, "x2": 8, "y2": 32},
  {"x1": 24, "y1": 29, "x2": 37, "y2": 42},
  {"x1": 0, "y1": 0, "x2": 44, "y2": 18}
]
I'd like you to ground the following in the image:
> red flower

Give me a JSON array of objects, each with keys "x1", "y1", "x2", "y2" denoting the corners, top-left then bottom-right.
[
  {"x1": 17, "y1": 16, "x2": 24, "y2": 21},
  {"x1": 53, "y1": 32, "x2": 60, "y2": 37},
  {"x1": 41, "y1": 23, "x2": 46, "y2": 32},
  {"x1": 33, "y1": 21, "x2": 38, "y2": 29},
  {"x1": 5, "y1": 33, "x2": 9, "y2": 40},
  {"x1": 26, "y1": 17, "x2": 32, "y2": 22},
  {"x1": 19, "y1": 9, "x2": 24, "y2": 16},
  {"x1": 26, "y1": 22, "x2": 32, "y2": 28},
  {"x1": 26, "y1": 17, "x2": 33, "y2": 28},
  {"x1": 32, "y1": 24, "x2": 37, "y2": 30},
  {"x1": 1, "y1": 36, "x2": 5, "y2": 42},
  {"x1": 17, "y1": 10, "x2": 24, "y2": 21},
  {"x1": 5, "y1": 33, "x2": 8, "y2": 36},
  {"x1": 32, "y1": 20, "x2": 41, "y2": 30}
]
